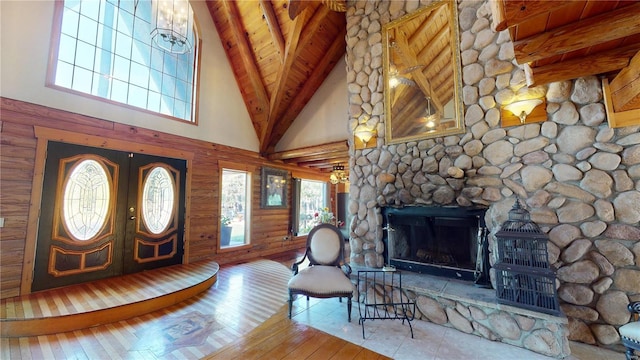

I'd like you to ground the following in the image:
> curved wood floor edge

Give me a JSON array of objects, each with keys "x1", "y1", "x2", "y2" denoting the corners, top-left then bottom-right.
[{"x1": 1, "y1": 260, "x2": 219, "y2": 338}]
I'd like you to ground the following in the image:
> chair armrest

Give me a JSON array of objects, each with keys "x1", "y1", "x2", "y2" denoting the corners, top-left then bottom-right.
[
  {"x1": 629, "y1": 301, "x2": 640, "y2": 319},
  {"x1": 291, "y1": 251, "x2": 309, "y2": 275},
  {"x1": 341, "y1": 263, "x2": 352, "y2": 276}
]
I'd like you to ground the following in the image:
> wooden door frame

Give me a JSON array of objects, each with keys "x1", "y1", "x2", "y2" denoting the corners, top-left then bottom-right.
[{"x1": 21, "y1": 127, "x2": 194, "y2": 295}]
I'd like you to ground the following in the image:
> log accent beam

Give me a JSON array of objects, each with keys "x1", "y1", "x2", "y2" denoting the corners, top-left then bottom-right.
[
  {"x1": 268, "y1": 140, "x2": 348, "y2": 161},
  {"x1": 525, "y1": 45, "x2": 640, "y2": 87},
  {"x1": 513, "y1": 3, "x2": 640, "y2": 65}
]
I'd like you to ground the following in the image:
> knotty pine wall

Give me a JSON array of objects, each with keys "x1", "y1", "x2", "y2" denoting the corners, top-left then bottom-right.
[{"x1": 0, "y1": 97, "x2": 333, "y2": 299}]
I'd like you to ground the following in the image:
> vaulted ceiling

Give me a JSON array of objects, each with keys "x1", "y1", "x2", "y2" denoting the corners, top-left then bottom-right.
[
  {"x1": 203, "y1": 0, "x2": 640, "y2": 173},
  {"x1": 205, "y1": 0, "x2": 349, "y2": 173}
]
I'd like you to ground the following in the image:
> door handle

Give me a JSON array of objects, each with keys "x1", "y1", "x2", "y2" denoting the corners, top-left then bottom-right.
[{"x1": 130, "y1": 216, "x2": 136, "y2": 220}]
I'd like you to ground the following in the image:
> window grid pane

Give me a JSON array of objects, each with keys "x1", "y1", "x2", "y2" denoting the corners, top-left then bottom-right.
[{"x1": 53, "y1": 0, "x2": 197, "y2": 122}]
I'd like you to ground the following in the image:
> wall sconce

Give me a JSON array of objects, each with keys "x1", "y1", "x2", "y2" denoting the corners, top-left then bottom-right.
[
  {"x1": 354, "y1": 124, "x2": 376, "y2": 150},
  {"x1": 501, "y1": 98, "x2": 547, "y2": 127},
  {"x1": 151, "y1": 0, "x2": 195, "y2": 54}
]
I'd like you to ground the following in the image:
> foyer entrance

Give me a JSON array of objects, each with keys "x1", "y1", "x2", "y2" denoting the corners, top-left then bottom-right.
[{"x1": 32, "y1": 142, "x2": 186, "y2": 291}]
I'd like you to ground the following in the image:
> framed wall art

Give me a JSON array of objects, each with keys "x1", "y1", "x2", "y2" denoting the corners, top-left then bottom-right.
[{"x1": 261, "y1": 167, "x2": 288, "y2": 209}]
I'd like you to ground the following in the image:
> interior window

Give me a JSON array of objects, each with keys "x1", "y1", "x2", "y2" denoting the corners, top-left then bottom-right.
[
  {"x1": 295, "y1": 179, "x2": 328, "y2": 236},
  {"x1": 48, "y1": 0, "x2": 198, "y2": 122},
  {"x1": 220, "y1": 166, "x2": 251, "y2": 249}
]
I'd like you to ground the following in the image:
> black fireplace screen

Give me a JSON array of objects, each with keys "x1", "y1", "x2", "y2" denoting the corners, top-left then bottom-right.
[{"x1": 382, "y1": 206, "x2": 488, "y2": 282}]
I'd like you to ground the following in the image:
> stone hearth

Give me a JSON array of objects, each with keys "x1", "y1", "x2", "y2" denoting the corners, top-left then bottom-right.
[{"x1": 352, "y1": 267, "x2": 569, "y2": 357}]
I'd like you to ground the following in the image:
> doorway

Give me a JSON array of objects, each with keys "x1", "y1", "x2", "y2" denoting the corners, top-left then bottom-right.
[{"x1": 32, "y1": 142, "x2": 186, "y2": 291}]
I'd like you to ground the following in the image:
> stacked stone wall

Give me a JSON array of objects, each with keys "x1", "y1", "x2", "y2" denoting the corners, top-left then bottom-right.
[{"x1": 345, "y1": 0, "x2": 640, "y2": 354}]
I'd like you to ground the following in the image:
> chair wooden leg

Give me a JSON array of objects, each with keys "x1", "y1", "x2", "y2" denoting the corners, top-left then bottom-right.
[
  {"x1": 347, "y1": 296, "x2": 352, "y2": 322},
  {"x1": 288, "y1": 292, "x2": 293, "y2": 319}
]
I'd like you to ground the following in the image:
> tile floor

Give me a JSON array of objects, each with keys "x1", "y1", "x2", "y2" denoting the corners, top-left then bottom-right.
[{"x1": 291, "y1": 296, "x2": 625, "y2": 360}]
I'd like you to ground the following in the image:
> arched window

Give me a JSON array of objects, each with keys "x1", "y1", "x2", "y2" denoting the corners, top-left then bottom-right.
[{"x1": 48, "y1": 0, "x2": 199, "y2": 123}]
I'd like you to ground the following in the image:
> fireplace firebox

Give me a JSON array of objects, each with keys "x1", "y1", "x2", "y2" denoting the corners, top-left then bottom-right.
[{"x1": 382, "y1": 206, "x2": 489, "y2": 283}]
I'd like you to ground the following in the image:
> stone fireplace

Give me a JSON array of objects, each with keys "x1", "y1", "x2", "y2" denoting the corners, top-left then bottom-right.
[
  {"x1": 344, "y1": 0, "x2": 639, "y2": 357},
  {"x1": 382, "y1": 206, "x2": 488, "y2": 282}
]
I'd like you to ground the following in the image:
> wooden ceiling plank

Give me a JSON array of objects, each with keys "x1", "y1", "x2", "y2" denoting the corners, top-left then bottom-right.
[
  {"x1": 407, "y1": 7, "x2": 439, "y2": 44},
  {"x1": 513, "y1": 3, "x2": 640, "y2": 64},
  {"x1": 525, "y1": 44, "x2": 639, "y2": 87},
  {"x1": 267, "y1": 25, "x2": 346, "y2": 152},
  {"x1": 502, "y1": 0, "x2": 575, "y2": 30},
  {"x1": 610, "y1": 51, "x2": 640, "y2": 112},
  {"x1": 269, "y1": 140, "x2": 348, "y2": 160},
  {"x1": 416, "y1": 21, "x2": 449, "y2": 61},
  {"x1": 216, "y1": 1, "x2": 270, "y2": 127},
  {"x1": 260, "y1": 0, "x2": 286, "y2": 63}
]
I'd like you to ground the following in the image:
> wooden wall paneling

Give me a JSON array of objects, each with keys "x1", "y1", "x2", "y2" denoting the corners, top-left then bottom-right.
[
  {"x1": 0, "y1": 97, "x2": 319, "y2": 298},
  {"x1": 0, "y1": 112, "x2": 39, "y2": 298}
]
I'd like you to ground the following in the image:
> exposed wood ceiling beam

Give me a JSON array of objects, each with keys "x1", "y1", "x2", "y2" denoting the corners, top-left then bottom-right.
[
  {"x1": 513, "y1": 3, "x2": 640, "y2": 64},
  {"x1": 261, "y1": 8, "x2": 312, "y2": 153},
  {"x1": 269, "y1": 140, "x2": 348, "y2": 161},
  {"x1": 259, "y1": 0, "x2": 285, "y2": 63},
  {"x1": 265, "y1": 8, "x2": 346, "y2": 154},
  {"x1": 212, "y1": 0, "x2": 270, "y2": 138},
  {"x1": 525, "y1": 44, "x2": 640, "y2": 87}
]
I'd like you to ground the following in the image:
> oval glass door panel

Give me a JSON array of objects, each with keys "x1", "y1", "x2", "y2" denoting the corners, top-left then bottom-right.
[
  {"x1": 63, "y1": 159, "x2": 111, "y2": 241},
  {"x1": 142, "y1": 166, "x2": 175, "y2": 234}
]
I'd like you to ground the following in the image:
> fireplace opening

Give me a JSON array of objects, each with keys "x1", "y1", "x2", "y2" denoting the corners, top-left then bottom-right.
[{"x1": 382, "y1": 206, "x2": 488, "y2": 282}]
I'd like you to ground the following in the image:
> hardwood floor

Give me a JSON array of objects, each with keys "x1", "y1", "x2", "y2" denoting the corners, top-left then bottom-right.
[
  {"x1": 1, "y1": 260, "x2": 219, "y2": 337},
  {"x1": 205, "y1": 305, "x2": 389, "y2": 360},
  {"x1": 1, "y1": 252, "x2": 386, "y2": 359}
]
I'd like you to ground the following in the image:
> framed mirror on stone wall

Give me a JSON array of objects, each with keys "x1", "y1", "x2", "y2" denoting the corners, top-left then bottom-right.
[{"x1": 383, "y1": 0, "x2": 465, "y2": 144}]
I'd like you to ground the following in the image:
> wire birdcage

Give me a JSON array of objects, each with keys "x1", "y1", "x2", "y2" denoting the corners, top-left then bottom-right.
[{"x1": 494, "y1": 200, "x2": 560, "y2": 315}]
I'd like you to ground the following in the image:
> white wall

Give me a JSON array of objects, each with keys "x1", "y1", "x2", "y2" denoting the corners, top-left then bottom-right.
[
  {"x1": 275, "y1": 57, "x2": 349, "y2": 151},
  {"x1": 0, "y1": 0, "x2": 259, "y2": 151}
]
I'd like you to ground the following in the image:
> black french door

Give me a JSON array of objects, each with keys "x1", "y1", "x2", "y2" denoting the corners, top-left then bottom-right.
[{"x1": 32, "y1": 142, "x2": 186, "y2": 291}]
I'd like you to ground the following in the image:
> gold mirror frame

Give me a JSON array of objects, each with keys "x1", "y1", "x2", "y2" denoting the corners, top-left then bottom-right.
[{"x1": 383, "y1": 1, "x2": 465, "y2": 144}]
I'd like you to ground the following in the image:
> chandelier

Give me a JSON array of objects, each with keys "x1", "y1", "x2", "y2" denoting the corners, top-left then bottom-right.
[
  {"x1": 151, "y1": 0, "x2": 194, "y2": 54},
  {"x1": 330, "y1": 164, "x2": 348, "y2": 184}
]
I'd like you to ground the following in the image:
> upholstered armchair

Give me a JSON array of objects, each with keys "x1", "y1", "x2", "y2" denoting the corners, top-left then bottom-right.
[
  {"x1": 287, "y1": 223, "x2": 354, "y2": 321},
  {"x1": 621, "y1": 301, "x2": 640, "y2": 360}
]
